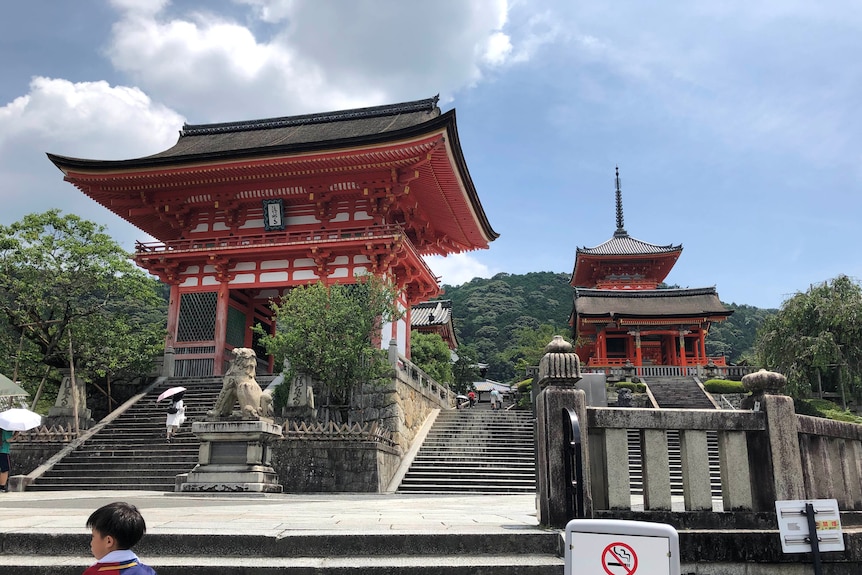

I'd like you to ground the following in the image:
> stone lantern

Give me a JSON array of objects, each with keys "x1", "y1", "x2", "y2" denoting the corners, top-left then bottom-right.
[{"x1": 740, "y1": 369, "x2": 787, "y2": 411}]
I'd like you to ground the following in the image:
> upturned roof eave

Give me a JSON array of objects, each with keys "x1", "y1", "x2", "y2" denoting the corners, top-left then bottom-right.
[{"x1": 47, "y1": 107, "x2": 499, "y2": 245}]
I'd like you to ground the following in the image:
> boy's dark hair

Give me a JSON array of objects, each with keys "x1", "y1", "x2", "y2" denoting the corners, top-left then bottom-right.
[{"x1": 86, "y1": 502, "x2": 147, "y2": 550}]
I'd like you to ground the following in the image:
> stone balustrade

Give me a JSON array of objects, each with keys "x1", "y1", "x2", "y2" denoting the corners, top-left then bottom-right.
[{"x1": 552, "y1": 391, "x2": 862, "y2": 524}]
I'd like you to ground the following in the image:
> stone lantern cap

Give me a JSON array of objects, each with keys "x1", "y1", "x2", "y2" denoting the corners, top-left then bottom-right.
[
  {"x1": 537, "y1": 335, "x2": 581, "y2": 387},
  {"x1": 742, "y1": 368, "x2": 787, "y2": 394}
]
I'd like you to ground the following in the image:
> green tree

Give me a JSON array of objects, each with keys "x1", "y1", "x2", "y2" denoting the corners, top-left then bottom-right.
[
  {"x1": 756, "y1": 275, "x2": 862, "y2": 398},
  {"x1": 451, "y1": 344, "x2": 480, "y2": 395},
  {"x1": 409, "y1": 330, "x2": 453, "y2": 385},
  {"x1": 501, "y1": 325, "x2": 568, "y2": 380},
  {"x1": 0, "y1": 211, "x2": 165, "y2": 410},
  {"x1": 257, "y1": 276, "x2": 403, "y2": 415}
]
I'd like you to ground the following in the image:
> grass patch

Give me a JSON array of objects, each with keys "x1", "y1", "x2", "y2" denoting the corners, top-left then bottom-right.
[{"x1": 796, "y1": 398, "x2": 862, "y2": 423}]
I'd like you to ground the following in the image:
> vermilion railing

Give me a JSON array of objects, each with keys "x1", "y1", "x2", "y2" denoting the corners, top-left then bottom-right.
[
  {"x1": 135, "y1": 223, "x2": 408, "y2": 254},
  {"x1": 587, "y1": 357, "x2": 727, "y2": 368}
]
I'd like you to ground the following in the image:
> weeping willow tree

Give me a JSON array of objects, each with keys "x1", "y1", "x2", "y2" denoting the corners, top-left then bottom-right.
[
  {"x1": 256, "y1": 275, "x2": 403, "y2": 421},
  {"x1": 756, "y1": 275, "x2": 862, "y2": 400}
]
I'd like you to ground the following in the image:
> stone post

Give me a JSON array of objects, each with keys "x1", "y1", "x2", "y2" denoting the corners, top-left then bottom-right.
[
  {"x1": 741, "y1": 369, "x2": 805, "y2": 510},
  {"x1": 535, "y1": 335, "x2": 589, "y2": 528},
  {"x1": 388, "y1": 338, "x2": 399, "y2": 367},
  {"x1": 162, "y1": 346, "x2": 176, "y2": 378}
]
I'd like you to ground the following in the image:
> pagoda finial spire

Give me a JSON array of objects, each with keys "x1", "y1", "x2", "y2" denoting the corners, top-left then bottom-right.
[{"x1": 614, "y1": 166, "x2": 627, "y2": 236}]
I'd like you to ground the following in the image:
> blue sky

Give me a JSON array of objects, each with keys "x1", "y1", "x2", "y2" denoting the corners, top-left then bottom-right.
[{"x1": 2, "y1": 1, "x2": 861, "y2": 310}]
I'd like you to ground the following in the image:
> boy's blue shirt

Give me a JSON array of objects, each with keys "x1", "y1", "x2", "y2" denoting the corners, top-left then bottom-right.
[{"x1": 82, "y1": 549, "x2": 156, "y2": 575}]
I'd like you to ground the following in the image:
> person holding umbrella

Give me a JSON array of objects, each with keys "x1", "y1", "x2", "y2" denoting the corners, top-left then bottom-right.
[
  {"x1": 0, "y1": 427, "x2": 19, "y2": 493},
  {"x1": 160, "y1": 387, "x2": 186, "y2": 443},
  {"x1": 0, "y1": 407, "x2": 41, "y2": 493}
]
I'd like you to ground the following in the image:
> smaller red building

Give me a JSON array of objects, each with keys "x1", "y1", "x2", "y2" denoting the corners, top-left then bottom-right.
[{"x1": 570, "y1": 168, "x2": 732, "y2": 369}]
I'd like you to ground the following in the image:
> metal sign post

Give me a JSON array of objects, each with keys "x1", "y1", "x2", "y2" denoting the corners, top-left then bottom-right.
[
  {"x1": 565, "y1": 519, "x2": 680, "y2": 575},
  {"x1": 775, "y1": 498, "x2": 844, "y2": 575}
]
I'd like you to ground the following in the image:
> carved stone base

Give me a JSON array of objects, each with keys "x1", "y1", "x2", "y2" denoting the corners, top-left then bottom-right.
[{"x1": 180, "y1": 420, "x2": 283, "y2": 493}]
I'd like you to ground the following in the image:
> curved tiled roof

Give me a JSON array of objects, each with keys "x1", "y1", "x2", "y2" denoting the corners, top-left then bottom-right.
[
  {"x1": 47, "y1": 97, "x2": 498, "y2": 249},
  {"x1": 577, "y1": 230, "x2": 682, "y2": 256},
  {"x1": 411, "y1": 300, "x2": 452, "y2": 327},
  {"x1": 573, "y1": 287, "x2": 732, "y2": 318},
  {"x1": 146, "y1": 97, "x2": 442, "y2": 159}
]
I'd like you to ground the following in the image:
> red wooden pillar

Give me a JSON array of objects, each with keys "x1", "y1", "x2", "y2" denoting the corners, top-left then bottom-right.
[
  {"x1": 678, "y1": 329, "x2": 688, "y2": 374},
  {"x1": 165, "y1": 283, "x2": 181, "y2": 349},
  {"x1": 596, "y1": 330, "x2": 608, "y2": 360},
  {"x1": 213, "y1": 282, "x2": 230, "y2": 376},
  {"x1": 635, "y1": 330, "x2": 642, "y2": 367}
]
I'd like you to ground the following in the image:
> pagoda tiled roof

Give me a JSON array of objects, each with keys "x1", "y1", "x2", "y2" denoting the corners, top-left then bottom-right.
[
  {"x1": 577, "y1": 230, "x2": 682, "y2": 257},
  {"x1": 573, "y1": 287, "x2": 732, "y2": 318}
]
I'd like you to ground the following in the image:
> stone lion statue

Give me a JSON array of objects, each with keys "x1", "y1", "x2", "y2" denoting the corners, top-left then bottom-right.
[{"x1": 207, "y1": 347, "x2": 274, "y2": 420}]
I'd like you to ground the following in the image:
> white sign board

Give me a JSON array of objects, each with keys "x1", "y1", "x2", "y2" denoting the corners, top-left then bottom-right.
[
  {"x1": 775, "y1": 499, "x2": 844, "y2": 553},
  {"x1": 565, "y1": 519, "x2": 680, "y2": 575}
]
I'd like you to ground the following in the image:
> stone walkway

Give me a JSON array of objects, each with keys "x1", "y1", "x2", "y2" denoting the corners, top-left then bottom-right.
[{"x1": 0, "y1": 491, "x2": 544, "y2": 537}]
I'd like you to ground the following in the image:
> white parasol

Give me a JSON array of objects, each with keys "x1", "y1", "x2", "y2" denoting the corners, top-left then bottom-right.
[
  {"x1": 0, "y1": 408, "x2": 42, "y2": 431},
  {"x1": 157, "y1": 386, "x2": 187, "y2": 402}
]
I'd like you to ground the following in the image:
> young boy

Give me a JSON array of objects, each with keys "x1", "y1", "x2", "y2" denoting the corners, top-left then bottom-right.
[{"x1": 84, "y1": 502, "x2": 157, "y2": 575}]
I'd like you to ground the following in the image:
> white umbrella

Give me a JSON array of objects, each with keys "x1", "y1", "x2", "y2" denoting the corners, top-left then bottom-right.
[
  {"x1": 0, "y1": 408, "x2": 42, "y2": 431},
  {"x1": 157, "y1": 386, "x2": 187, "y2": 402}
]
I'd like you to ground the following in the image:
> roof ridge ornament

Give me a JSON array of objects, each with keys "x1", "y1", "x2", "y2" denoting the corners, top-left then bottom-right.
[{"x1": 614, "y1": 165, "x2": 627, "y2": 237}]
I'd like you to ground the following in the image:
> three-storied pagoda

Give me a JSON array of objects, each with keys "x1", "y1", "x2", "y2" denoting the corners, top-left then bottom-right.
[
  {"x1": 570, "y1": 168, "x2": 731, "y2": 369},
  {"x1": 49, "y1": 97, "x2": 497, "y2": 376}
]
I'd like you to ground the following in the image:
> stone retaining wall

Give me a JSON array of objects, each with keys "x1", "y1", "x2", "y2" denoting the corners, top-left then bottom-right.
[{"x1": 271, "y1": 439, "x2": 400, "y2": 492}]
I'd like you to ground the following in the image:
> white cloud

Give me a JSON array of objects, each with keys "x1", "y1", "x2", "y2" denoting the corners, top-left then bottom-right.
[
  {"x1": 424, "y1": 253, "x2": 495, "y2": 287},
  {"x1": 104, "y1": 0, "x2": 518, "y2": 121},
  {"x1": 0, "y1": 77, "x2": 184, "y2": 250}
]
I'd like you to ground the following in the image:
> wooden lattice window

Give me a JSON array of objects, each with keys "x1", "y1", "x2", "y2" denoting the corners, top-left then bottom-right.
[
  {"x1": 177, "y1": 292, "x2": 217, "y2": 342},
  {"x1": 226, "y1": 306, "x2": 247, "y2": 348}
]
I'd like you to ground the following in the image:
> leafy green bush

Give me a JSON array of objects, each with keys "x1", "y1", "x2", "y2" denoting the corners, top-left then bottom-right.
[
  {"x1": 615, "y1": 381, "x2": 646, "y2": 393},
  {"x1": 514, "y1": 378, "x2": 532, "y2": 409},
  {"x1": 704, "y1": 379, "x2": 746, "y2": 394}
]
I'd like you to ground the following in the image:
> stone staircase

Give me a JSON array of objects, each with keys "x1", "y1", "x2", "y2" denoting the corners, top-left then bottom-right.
[
  {"x1": 397, "y1": 408, "x2": 535, "y2": 494},
  {"x1": 26, "y1": 377, "x2": 232, "y2": 491},
  {"x1": 645, "y1": 376, "x2": 717, "y2": 409}
]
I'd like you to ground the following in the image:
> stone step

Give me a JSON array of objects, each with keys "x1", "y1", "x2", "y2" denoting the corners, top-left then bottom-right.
[
  {"x1": 0, "y1": 531, "x2": 563, "y2": 575},
  {"x1": 398, "y1": 409, "x2": 536, "y2": 494}
]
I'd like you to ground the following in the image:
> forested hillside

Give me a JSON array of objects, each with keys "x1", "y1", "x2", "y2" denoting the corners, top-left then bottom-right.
[{"x1": 436, "y1": 272, "x2": 776, "y2": 383}]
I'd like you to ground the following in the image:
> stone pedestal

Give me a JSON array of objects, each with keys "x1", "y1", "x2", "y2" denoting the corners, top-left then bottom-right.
[
  {"x1": 46, "y1": 373, "x2": 92, "y2": 430},
  {"x1": 180, "y1": 420, "x2": 283, "y2": 493}
]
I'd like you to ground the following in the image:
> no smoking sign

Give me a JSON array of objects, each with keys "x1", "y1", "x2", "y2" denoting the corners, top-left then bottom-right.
[
  {"x1": 602, "y1": 542, "x2": 638, "y2": 575},
  {"x1": 565, "y1": 519, "x2": 680, "y2": 575}
]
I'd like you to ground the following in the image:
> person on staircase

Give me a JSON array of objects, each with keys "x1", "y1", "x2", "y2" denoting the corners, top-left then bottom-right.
[
  {"x1": 165, "y1": 392, "x2": 186, "y2": 442},
  {"x1": 490, "y1": 388, "x2": 501, "y2": 410}
]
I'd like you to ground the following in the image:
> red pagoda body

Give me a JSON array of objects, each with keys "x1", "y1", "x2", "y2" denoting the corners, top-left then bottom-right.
[
  {"x1": 571, "y1": 169, "x2": 731, "y2": 370},
  {"x1": 49, "y1": 97, "x2": 497, "y2": 376}
]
